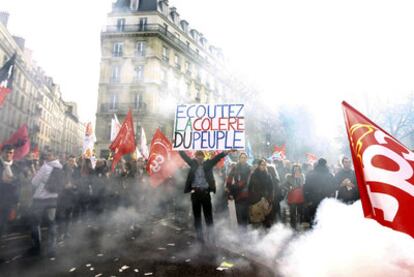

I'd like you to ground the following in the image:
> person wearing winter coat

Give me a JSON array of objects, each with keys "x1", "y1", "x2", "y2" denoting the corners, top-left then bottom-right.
[
  {"x1": 283, "y1": 164, "x2": 305, "y2": 229},
  {"x1": 303, "y1": 158, "x2": 335, "y2": 225},
  {"x1": 226, "y1": 152, "x2": 251, "y2": 227},
  {"x1": 335, "y1": 157, "x2": 359, "y2": 204},
  {"x1": 179, "y1": 150, "x2": 230, "y2": 243},
  {"x1": 30, "y1": 150, "x2": 64, "y2": 257},
  {"x1": 248, "y1": 159, "x2": 274, "y2": 228},
  {"x1": 0, "y1": 145, "x2": 21, "y2": 262}
]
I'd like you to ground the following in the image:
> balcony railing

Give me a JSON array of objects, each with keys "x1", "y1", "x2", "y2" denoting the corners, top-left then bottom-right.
[
  {"x1": 100, "y1": 102, "x2": 147, "y2": 114},
  {"x1": 103, "y1": 24, "x2": 205, "y2": 63}
]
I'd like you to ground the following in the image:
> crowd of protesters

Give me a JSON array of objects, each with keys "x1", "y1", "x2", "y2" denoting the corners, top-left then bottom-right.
[
  {"x1": 0, "y1": 143, "x2": 360, "y2": 261},
  {"x1": 0, "y1": 145, "x2": 150, "y2": 260},
  {"x1": 225, "y1": 154, "x2": 360, "y2": 231}
]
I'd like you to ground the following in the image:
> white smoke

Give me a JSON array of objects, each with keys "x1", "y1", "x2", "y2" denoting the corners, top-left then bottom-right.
[
  {"x1": 215, "y1": 198, "x2": 414, "y2": 277},
  {"x1": 279, "y1": 199, "x2": 414, "y2": 277}
]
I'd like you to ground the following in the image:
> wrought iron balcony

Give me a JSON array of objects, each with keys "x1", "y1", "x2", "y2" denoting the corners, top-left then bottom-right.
[
  {"x1": 99, "y1": 102, "x2": 147, "y2": 114},
  {"x1": 103, "y1": 24, "x2": 205, "y2": 63}
]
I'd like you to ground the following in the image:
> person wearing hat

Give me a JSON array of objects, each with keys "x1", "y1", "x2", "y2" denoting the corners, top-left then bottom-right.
[
  {"x1": 0, "y1": 145, "x2": 21, "y2": 262},
  {"x1": 303, "y1": 158, "x2": 335, "y2": 226},
  {"x1": 179, "y1": 150, "x2": 232, "y2": 243}
]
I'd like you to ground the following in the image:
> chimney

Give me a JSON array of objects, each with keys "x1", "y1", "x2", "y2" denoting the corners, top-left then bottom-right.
[
  {"x1": 170, "y1": 7, "x2": 180, "y2": 24},
  {"x1": 0, "y1": 11, "x2": 9, "y2": 28},
  {"x1": 199, "y1": 33, "x2": 208, "y2": 47},
  {"x1": 180, "y1": 20, "x2": 189, "y2": 33},
  {"x1": 190, "y1": 29, "x2": 199, "y2": 41},
  {"x1": 13, "y1": 36, "x2": 25, "y2": 50},
  {"x1": 159, "y1": 0, "x2": 169, "y2": 16}
]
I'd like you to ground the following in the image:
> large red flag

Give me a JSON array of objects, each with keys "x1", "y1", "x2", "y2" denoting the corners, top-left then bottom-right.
[
  {"x1": 109, "y1": 110, "x2": 136, "y2": 171},
  {"x1": 146, "y1": 128, "x2": 184, "y2": 187},
  {"x1": 343, "y1": 101, "x2": 414, "y2": 238},
  {"x1": 2, "y1": 124, "x2": 30, "y2": 160}
]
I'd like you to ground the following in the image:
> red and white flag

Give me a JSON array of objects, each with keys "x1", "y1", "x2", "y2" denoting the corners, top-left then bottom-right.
[
  {"x1": 140, "y1": 127, "x2": 149, "y2": 159},
  {"x1": 0, "y1": 54, "x2": 16, "y2": 106},
  {"x1": 1, "y1": 124, "x2": 30, "y2": 160},
  {"x1": 109, "y1": 110, "x2": 136, "y2": 171},
  {"x1": 272, "y1": 144, "x2": 286, "y2": 160},
  {"x1": 146, "y1": 128, "x2": 184, "y2": 187},
  {"x1": 306, "y1": 153, "x2": 318, "y2": 164},
  {"x1": 83, "y1": 122, "x2": 96, "y2": 159},
  {"x1": 110, "y1": 114, "x2": 121, "y2": 142},
  {"x1": 343, "y1": 101, "x2": 414, "y2": 238}
]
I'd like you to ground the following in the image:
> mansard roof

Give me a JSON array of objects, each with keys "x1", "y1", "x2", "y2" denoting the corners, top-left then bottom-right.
[{"x1": 113, "y1": 0, "x2": 158, "y2": 12}]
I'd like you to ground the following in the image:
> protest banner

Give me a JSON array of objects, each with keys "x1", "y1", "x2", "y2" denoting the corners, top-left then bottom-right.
[{"x1": 173, "y1": 104, "x2": 245, "y2": 150}]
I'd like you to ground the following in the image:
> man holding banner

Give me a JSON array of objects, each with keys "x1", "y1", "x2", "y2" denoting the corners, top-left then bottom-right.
[
  {"x1": 173, "y1": 103, "x2": 244, "y2": 243},
  {"x1": 179, "y1": 150, "x2": 233, "y2": 244}
]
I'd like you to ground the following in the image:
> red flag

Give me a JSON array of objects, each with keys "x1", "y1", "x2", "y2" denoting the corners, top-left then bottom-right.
[
  {"x1": 109, "y1": 110, "x2": 136, "y2": 171},
  {"x1": 343, "y1": 101, "x2": 414, "y2": 238},
  {"x1": 32, "y1": 144, "x2": 39, "y2": 160},
  {"x1": 0, "y1": 54, "x2": 16, "y2": 106},
  {"x1": 146, "y1": 128, "x2": 184, "y2": 187},
  {"x1": 1, "y1": 124, "x2": 30, "y2": 160},
  {"x1": 272, "y1": 144, "x2": 286, "y2": 160},
  {"x1": 306, "y1": 153, "x2": 318, "y2": 164}
]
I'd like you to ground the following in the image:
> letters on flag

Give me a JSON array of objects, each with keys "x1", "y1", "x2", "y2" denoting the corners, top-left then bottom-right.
[
  {"x1": 173, "y1": 104, "x2": 245, "y2": 150},
  {"x1": 342, "y1": 101, "x2": 414, "y2": 238},
  {"x1": 147, "y1": 128, "x2": 184, "y2": 187},
  {"x1": 109, "y1": 110, "x2": 136, "y2": 171},
  {"x1": 0, "y1": 54, "x2": 16, "y2": 106},
  {"x1": 1, "y1": 124, "x2": 30, "y2": 160}
]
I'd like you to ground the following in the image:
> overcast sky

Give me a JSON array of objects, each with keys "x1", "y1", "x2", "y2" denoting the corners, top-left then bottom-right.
[{"x1": 2, "y1": 0, "x2": 414, "y2": 139}]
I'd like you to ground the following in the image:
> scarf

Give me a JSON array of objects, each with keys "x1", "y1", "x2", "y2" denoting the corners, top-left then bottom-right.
[{"x1": 1, "y1": 158, "x2": 14, "y2": 181}]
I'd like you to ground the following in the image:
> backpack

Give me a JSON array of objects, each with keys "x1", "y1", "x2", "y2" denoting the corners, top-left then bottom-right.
[{"x1": 44, "y1": 167, "x2": 65, "y2": 193}]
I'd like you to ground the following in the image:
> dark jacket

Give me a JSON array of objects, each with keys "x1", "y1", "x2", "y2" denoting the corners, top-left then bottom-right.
[
  {"x1": 303, "y1": 165, "x2": 335, "y2": 205},
  {"x1": 0, "y1": 160, "x2": 21, "y2": 206},
  {"x1": 179, "y1": 151, "x2": 227, "y2": 194},
  {"x1": 226, "y1": 163, "x2": 251, "y2": 201},
  {"x1": 248, "y1": 169, "x2": 274, "y2": 205},
  {"x1": 335, "y1": 169, "x2": 359, "y2": 203}
]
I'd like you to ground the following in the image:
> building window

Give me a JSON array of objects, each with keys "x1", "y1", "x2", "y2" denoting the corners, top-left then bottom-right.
[
  {"x1": 186, "y1": 41, "x2": 190, "y2": 49},
  {"x1": 174, "y1": 54, "x2": 181, "y2": 69},
  {"x1": 113, "y1": 42, "x2": 123, "y2": 57},
  {"x1": 162, "y1": 46, "x2": 169, "y2": 62},
  {"x1": 117, "y1": 18, "x2": 125, "y2": 31},
  {"x1": 136, "y1": 41, "x2": 146, "y2": 56},
  {"x1": 134, "y1": 94, "x2": 143, "y2": 109},
  {"x1": 111, "y1": 65, "x2": 121, "y2": 83},
  {"x1": 110, "y1": 94, "x2": 118, "y2": 110},
  {"x1": 185, "y1": 61, "x2": 191, "y2": 75},
  {"x1": 139, "y1": 18, "x2": 147, "y2": 31},
  {"x1": 134, "y1": 65, "x2": 144, "y2": 82}
]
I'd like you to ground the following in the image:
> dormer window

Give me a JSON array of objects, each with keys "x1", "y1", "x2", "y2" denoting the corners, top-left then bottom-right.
[
  {"x1": 139, "y1": 18, "x2": 147, "y2": 31},
  {"x1": 130, "y1": 0, "x2": 139, "y2": 11},
  {"x1": 117, "y1": 18, "x2": 125, "y2": 31}
]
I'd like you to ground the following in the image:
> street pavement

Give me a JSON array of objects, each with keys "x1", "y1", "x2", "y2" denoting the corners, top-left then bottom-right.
[{"x1": 0, "y1": 212, "x2": 277, "y2": 277}]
